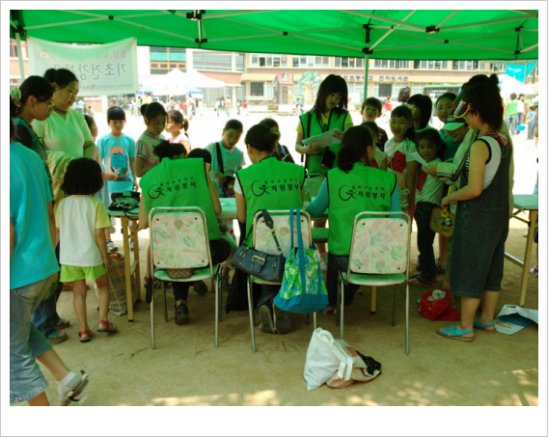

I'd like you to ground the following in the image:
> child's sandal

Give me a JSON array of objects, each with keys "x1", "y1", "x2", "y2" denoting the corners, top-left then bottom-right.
[
  {"x1": 97, "y1": 320, "x2": 118, "y2": 334},
  {"x1": 78, "y1": 330, "x2": 93, "y2": 343}
]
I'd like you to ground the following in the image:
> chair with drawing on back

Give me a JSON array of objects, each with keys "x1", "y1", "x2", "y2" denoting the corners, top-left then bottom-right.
[
  {"x1": 338, "y1": 211, "x2": 412, "y2": 354},
  {"x1": 246, "y1": 209, "x2": 315, "y2": 352},
  {"x1": 148, "y1": 206, "x2": 222, "y2": 349}
]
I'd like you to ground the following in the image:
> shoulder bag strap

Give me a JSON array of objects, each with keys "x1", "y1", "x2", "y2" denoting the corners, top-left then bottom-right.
[
  {"x1": 295, "y1": 209, "x2": 308, "y2": 294},
  {"x1": 215, "y1": 142, "x2": 224, "y2": 174},
  {"x1": 260, "y1": 210, "x2": 283, "y2": 254},
  {"x1": 301, "y1": 111, "x2": 313, "y2": 164}
]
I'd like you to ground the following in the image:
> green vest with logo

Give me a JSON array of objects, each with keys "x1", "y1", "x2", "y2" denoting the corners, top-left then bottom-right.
[
  {"x1": 237, "y1": 156, "x2": 305, "y2": 244},
  {"x1": 300, "y1": 109, "x2": 349, "y2": 176},
  {"x1": 327, "y1": 162, "x2": 396, "y2": 255},
  {"x1": 140, "y1": 157, "x2": 221, "y2": 240}
]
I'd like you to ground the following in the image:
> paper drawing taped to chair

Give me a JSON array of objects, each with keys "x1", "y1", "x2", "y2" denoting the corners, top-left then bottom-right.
[
  {"x1": 152, "y1": 212, "x2": 208, "y2": 268},
  {"x1": 350, "y1": 218, "x2": 408, "y2": 274}
]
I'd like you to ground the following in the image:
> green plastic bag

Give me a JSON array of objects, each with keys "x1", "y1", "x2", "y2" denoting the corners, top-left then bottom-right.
[{"x1": 274, "y1": 209, "x2": 328, "y2": 314}]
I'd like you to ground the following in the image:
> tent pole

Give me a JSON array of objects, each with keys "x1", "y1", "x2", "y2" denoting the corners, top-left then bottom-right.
[
  {"x1": 363, "y1": 53, "x2": 369, "y2": 100},
  {"x1": 15, "y1": 31, "x2": 26, "y2": 82}
]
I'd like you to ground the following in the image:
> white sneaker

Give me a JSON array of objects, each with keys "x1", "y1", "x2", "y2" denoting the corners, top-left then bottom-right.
[
  {"x1": 58, "y1": 370, "x2": 89, "y2": 406},
  {"x1": 319, "y1": 253, "x2": 328, "y2": 272}
]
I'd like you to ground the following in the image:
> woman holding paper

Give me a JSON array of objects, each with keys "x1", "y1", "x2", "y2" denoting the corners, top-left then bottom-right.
[
  {"x1": 295, "y1": 74, "x2": 352, "y2": 176},
  {"x1": 295, "y1": 74, "x2": 353, "y2": 269}
]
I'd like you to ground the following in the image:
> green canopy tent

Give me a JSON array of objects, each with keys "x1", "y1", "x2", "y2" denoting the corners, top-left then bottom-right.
[
  {"x1": 10, "y1": 8, "x2": 539, "y2": 96},
  {"x1": 10, "y1": 9, "x2": 538, "y2": 59}
]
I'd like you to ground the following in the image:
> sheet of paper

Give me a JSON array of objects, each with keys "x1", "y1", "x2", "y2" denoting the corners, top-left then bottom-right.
[{"x1": 302, "y1": 129, "x2": 342, "y2": 148}]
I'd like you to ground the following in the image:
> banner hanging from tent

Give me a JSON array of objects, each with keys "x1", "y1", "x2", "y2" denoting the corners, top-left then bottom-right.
[
  {"x1": 27, "y1": 37, "x2": 138, "y2": 96},
  {"x1": 504, "y1": 62, "x2": 537, "y2": 83}
]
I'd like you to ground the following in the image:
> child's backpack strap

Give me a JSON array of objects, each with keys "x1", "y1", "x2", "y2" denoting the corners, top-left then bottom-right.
[{"x1": 215, "y1": 142, "x2": 224, "y2": 174}]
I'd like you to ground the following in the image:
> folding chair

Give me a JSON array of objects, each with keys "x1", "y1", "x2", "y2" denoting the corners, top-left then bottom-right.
[
  {"x1": 338, "y1": 211, "x2": 412, "y2": 354},
  {"x1": 246, "y1": 209, "x2": 315, "y2": 352},
  {"x1": 148, "y1": 206, "x2": 222, "y2": 349}
]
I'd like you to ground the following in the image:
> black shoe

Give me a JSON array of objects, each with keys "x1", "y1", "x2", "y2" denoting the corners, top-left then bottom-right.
[
  {"x1": 259, "y1": 304, "x2": 275, "y2": 333},
  {"x1": 273, "y1": 305, "x2": 292, "y2": 334},
  {"x1": 175, "y1": 303, "x2": 189, "y2": 325},
  {"x1": 193, "y1": 280, "x2": 208, "y2": 296},
  {"x1": 145, "y1": 277, "x2": 154, "y2": 304}
]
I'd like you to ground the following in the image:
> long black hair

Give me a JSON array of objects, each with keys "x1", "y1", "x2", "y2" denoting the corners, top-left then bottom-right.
[
  {"x1": 314, "y1": 74, "x2": 348, "y2": 116},
  {"x1": 408, "y1": 94, "x2": 433, "y2": 130},
  {"x1": 10, "y1": 76, "x2": 53, "y2": 116},
  {"x1": 44, "y1": 68, "x2": 78, "y2": 88},
  {"x1": 338, "y1": 126, "x2": 374, "y2": 172},
  {"x1": 460, "y1": 74, "x2": 503, "y2": 131}
]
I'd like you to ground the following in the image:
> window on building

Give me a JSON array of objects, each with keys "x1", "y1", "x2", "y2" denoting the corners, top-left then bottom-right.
[
  {"x1": 493, "y1": 62, "x2": 506, "y2": 72},
  {"x1": 379, "y1": 83, "x2": 392, "y2": 98},
  {"x1": 250, "y1": 82, "x2": 264, "y2": 96},
  {"x1": 292, "y1": 57, "x2": 299, "y2": 68},
  {"x1": 452, "y1": 60, "x2": 479, "y2": 71},
  {"x1": 414, "y1": 60, "x2": 448, "y2": 70}
]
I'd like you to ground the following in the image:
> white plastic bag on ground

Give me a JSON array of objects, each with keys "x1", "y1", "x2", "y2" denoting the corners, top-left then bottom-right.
[{"x1": 303, "y1": 328, "x2": 382, "y2": 390}]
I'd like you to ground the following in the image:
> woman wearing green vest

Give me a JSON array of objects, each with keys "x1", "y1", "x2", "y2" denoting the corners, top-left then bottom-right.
[
  {"x1": 295, "y1": 74, "x2": 353, "y2": 270},
  {"x1": 235, "y1": 124, "x2": 305, "y2": 334},
  {"x1": 139, "y1": 141, "x2": 231, "y2": 325},
  {"x1": 306, "y1": 126, "x2": 401, "y2": 313}
]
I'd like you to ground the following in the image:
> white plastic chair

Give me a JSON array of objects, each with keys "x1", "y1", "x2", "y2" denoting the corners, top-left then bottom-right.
[
  {"x1": 148, "y1": 206, "x2": 222, "y2": 349},
  {"x1": 246, "y1": 209, "x2": 315, "y2": 352},
  {"x1": 338, "y1": 211, "x2": 412, "y2": 354}
]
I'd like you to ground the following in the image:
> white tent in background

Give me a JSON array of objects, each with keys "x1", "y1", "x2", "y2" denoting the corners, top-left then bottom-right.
[
  {"x1": 138, "y1": 69, "x2": 225, "y2": 96},
  {"x1": 498, "y1": 74, "x2": 535, "y2": 97},
  {"x1": 183, "y1": 70, "x2": 225, "y2": 88}
]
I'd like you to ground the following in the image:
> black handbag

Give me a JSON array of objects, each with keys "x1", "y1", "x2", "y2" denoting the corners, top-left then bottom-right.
[
  {"x1": 231, "y1": 210, "x2": 286, "y2": 282},
  {"x1": 109, "y1": 191, "x2": 140, "y2": 212}
]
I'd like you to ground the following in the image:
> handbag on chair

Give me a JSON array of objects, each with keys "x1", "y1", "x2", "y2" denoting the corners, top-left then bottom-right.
[
  {"x1": 274, "y1": 209, "x2": 328, "y2": 313},
  {"x1": 231, "y1": 210, "x2": 286, "y2": 282}
]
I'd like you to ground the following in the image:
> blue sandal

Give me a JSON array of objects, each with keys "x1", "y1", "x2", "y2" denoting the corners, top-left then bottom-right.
[
  {"x1": 473, "y1": 317, "x2": 496, "y2": 332},
  {"x1": 436, "y1": 325, "x2": 475, "y2": 342}
]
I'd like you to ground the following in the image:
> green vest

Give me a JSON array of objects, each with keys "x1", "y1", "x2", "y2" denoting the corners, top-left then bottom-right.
[
  {"x1": 327, "y1": 162, "x2": 396, "y2": 255},
  {"x1": 300, "y1": 109, "x2": 349, "y2": 176},
  {"x1": 140, "y1": 157, "x2": 221, "y2": 240},
  {"x1": 237, "y1": 156, "x2": 305, "y2": 244}
]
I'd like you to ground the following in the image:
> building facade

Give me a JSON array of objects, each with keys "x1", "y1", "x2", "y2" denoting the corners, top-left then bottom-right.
[{"x1": 10, "y1": 39, "x2": 536, "y2": 110}]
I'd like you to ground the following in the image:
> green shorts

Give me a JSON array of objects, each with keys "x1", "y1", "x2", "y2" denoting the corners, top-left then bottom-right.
[{"x1": 60, "y1": 263, "x2": 107, "y2": 283}]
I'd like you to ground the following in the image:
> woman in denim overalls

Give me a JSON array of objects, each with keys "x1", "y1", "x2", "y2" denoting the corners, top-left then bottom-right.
[{"x1": 436, "y1": 74, "x2": 511, "y2": 342}]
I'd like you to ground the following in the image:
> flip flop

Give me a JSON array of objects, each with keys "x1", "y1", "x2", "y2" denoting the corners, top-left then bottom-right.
[
  {"x1": 473, "y1": 317, "x2": 496, "y2": 332},
  {"x1": 436, "y1": 325, "x2": 475, "y2": 342}
]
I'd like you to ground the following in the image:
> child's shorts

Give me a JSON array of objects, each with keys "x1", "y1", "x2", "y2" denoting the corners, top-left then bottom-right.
[{"x1": 60, "y1": 264, "x2": 107, "y2": 283}]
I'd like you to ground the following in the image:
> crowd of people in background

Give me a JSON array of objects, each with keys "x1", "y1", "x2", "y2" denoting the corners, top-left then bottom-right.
[{"x1": 9, "y1": 64, "x2": 539, "y2": 405}]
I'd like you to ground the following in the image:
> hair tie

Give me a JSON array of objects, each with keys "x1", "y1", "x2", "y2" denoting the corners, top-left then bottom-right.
[{"x1": 10, "y1": 87, "x2": 22, "y2": 105}]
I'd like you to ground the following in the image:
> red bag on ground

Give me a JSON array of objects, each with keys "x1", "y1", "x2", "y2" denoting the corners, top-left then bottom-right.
[{"x1": 417, "y1": 289, "x2": 460, "y2": 321}]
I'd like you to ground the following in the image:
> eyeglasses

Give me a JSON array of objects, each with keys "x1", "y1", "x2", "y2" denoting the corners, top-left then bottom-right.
[{"x1": 454, "y1": 100, "x2": 471, "y2": 119}]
